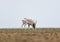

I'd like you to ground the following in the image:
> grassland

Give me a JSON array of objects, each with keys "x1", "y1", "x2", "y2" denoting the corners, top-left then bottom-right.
[{"x1": 0, "y1": 28, "x2": 60, "y2": 42}]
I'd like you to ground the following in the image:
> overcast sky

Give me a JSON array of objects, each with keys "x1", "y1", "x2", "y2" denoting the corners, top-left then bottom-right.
[{"x1": 0, "y1": 0, "x2": 60, "y2": 28}]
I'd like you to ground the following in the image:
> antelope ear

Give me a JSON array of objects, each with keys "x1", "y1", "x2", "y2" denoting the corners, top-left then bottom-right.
[
  {"x1": 22, "y1": 20, "x2": 23, "y2": 21},
  {"x1": 24, "y1": 18, "x2": 27, "y2": 19}
]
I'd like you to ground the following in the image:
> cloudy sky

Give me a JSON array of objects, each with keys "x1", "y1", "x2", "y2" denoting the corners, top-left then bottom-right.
[{"x1": 0, "y1": 0, "x2": 60, "y2": 28}]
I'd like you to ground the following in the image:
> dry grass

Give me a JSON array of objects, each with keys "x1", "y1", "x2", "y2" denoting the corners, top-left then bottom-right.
[{"x1": 0, "y1": 28, "x2": 60, "y2": 42}]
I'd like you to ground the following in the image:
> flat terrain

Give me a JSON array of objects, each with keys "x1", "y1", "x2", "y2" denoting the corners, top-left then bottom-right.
[{"x1": 0, "y1": 28, "x2": 60, "y2": 42}]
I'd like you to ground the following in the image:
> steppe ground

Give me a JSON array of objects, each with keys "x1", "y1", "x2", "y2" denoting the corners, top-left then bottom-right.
[{"x1": 0, "y1": 28, "x2": 60, "y2": 42}]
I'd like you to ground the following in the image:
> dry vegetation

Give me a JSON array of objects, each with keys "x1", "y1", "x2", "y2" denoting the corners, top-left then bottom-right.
[{"x1": 0, "y1": 28, "x2": 60, "y2": 42}]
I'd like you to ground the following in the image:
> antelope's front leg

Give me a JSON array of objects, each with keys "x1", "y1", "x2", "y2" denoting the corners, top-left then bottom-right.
[
  {"x1": 24, "y1": 24, "x2": 26, "y2": 28},
  {"x1": 28, "y1": 24, "x2": 30, "y2": 28}
]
